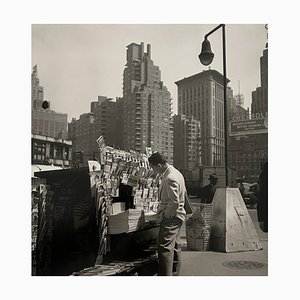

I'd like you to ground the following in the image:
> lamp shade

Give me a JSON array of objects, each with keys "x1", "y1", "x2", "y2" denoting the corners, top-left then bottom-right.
[{"x1": 199, "y1": 38, "x2": 214, "y2": 66}]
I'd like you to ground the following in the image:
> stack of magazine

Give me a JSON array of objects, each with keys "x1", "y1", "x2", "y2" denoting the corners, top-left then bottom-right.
[{"x1": 107, "y1": 209, "x2": 145, "y2": 234}]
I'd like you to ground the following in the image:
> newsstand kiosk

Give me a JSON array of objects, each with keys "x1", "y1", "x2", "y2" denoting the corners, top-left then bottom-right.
[{"x1": 32, "y1": 140, "x2": 160, "y2": 276}]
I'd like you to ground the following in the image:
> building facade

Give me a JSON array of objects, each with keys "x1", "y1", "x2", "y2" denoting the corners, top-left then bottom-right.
[
  {"x1": 229, "y1": 47, "x2": 268, "y2": 182},
  {"x1": 31, "y1": 65, "x2": 68, "y2": 140},
  {"x1": 68, "y1": 96, "x2": 124, "y2": 166},
  {"x1": 251, "y1": 48, "x2": 268, "y2": 115},
  {"x1": 122, "y1": 42, "x2": 173, "y2": 161},
  {"x1": 32, "y1": 134, "x2": 72, "y2": 168},
  {"x1": 115, "y1": 97, "x2": 124, "y2": 150},
  {"x1": 175, "y1": 70, "x2": 233, "y2": 168},
  {"x1": 91, "y1": 96, "x2": 119, "y2": 148},
  {"x1": 173, "y1": 114, "x2": 201, "y2": 180},
  {"x1": 32, "y1": 109, "x2": 68, "y2": 139},
  {"x1": 32, "y1": 64, "x2": 45, "y2": 110},
  {"x1": 68, "y1": 113, "x2": 96, "y2": 166},
  {"x1": 229, "y1": 134, "x2": 267, "y2": 183}
]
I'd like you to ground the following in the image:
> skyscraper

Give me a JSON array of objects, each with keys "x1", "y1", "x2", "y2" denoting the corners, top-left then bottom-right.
[
  {"x1": 68, "y1": 113, "x2": 96, "y2": 166},
  {"x1": 68, "y1": 95, "x2": 123, "y2": 165},
  {"x1": 251, "y1": 48, "x2": 268, "y2": 114},
  {"x1": 122, "y1": 42, "x2": 173, "y2": 161},
  {"x1": 91, "y1": 96, "x2": 118, "y2": 148},
  {"x1": 32, "y1": 64, "x2": 45, "y2": 110},
  {"x1": 175, "y1": 69, "x2": 233, "y2": 167},
  {"x1": 173, "y1": 114, "x2": 201, "y2": 180},
  {"x1": 31, "y1": 65, "x2": 68, "y2": 140}
]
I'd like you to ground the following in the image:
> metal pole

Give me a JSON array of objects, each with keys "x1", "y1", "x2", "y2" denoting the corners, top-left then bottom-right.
[
  {"x1": 202, "y1": 24, "x2": 229, "y2": 186},
  {"x1": 222, "y1": 25, "x2": 229, "y2": 187},
  {"x1": 205, "y1": 24, "x2": 223, "y2": 39}
]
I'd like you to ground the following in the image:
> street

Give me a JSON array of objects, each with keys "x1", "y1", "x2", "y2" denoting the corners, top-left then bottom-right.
[{"x1": 179, "y1": 201, "x2": 268, "y2": 276}]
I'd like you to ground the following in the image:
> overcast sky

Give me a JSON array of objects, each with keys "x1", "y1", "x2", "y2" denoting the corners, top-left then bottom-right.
[{"x1": 32, "y1": 24, "x2": 267, "y2": 121}]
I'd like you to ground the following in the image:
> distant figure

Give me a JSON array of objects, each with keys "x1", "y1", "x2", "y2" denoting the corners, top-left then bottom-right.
[
  {"x1": 199, "y1": 174, "x2": 218, "y2": 204},
  {"x1": 237, "y1": 176, "x2": 246, "y2": 199},
  {"x1": 257, "y1": 161, "x2": 268, "y2": 232}
]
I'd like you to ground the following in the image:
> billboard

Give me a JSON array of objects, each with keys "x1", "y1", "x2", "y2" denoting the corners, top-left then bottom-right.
[{"x1": 229, "y1": 117, "x2": 268, "y2": 136}]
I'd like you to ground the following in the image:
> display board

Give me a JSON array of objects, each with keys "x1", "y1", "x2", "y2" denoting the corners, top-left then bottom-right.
[{"x1": 89, "y1": 137, "x2": 160, "y2": 264}]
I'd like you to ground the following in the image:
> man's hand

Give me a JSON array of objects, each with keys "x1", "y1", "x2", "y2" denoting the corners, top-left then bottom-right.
[{"x1": 157, "y1": 212, "x2": 165, "y2": 224}]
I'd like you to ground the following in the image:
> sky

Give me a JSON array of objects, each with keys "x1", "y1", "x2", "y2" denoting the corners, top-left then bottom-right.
[{"x1": 32, "y1": 24, "x2": 267, "y2": 121}]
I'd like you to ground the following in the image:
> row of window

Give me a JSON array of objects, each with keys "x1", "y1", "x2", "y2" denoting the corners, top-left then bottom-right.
[{"x1": 32, "y1": 142, "x2": 71, "y2": 161}]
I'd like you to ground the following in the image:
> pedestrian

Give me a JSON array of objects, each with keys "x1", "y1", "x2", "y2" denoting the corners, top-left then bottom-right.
[
  {"x1": 199, "y1": 174, "x2": 218, "y2": 204},
  {"x1": 257, "y1": 161, "x2": 268, "y2": 232},
  {"x1": 148, "y1": 152, "x2": 186, "y2": 276},
  {"x1": 237, "y1": 176, "x2": 246, "y2": 199}
]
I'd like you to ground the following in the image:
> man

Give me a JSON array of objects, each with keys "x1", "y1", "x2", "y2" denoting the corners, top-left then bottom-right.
[
  {"x1": 148, "y1": 152, "x2": 186, "y2": 276},
  {"x1": 237, "y1": 177, "x2": 246, "y2": 200},
  {"x1": 199, "y1": 174, "x2": 218, "y2": 204},
  {"x1": 257, "y1": 161, "x2": 268, "y2": 232}
]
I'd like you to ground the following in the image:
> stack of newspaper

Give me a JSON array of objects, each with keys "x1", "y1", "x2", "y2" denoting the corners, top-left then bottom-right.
[
  {"x1": 108, "y1": 209, "x2": 145, "y2": 234},
  {"x1": 144, "y1": 211, "x2": 158, "y2": 222}
]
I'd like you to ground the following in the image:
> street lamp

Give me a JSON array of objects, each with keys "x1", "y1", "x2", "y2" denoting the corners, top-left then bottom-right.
[{"x1": 199, "y1": 24, "x2": 229, "y2": 186}]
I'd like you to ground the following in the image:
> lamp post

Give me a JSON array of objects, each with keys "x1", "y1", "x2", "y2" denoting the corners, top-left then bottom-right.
[{"x1": 199, "y1": 24, "x2": 229, "y2": 186}]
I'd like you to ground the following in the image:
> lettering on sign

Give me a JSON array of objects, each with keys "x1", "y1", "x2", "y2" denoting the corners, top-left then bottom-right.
[
  {"x1": 231, "y1": 112, "x2": 268, "y2": 121},
  {"x1": 229, "y1": 114, "x2": 268, "y2": 136}
]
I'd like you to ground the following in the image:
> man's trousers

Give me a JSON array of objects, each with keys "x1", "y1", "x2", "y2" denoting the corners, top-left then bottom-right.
[{"x1": 157, "y1": 216, "x2": 183, "y2": 276}]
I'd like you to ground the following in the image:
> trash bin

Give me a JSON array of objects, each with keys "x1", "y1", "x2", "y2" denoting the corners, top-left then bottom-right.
[{"x1": 185, "y1": 203, "x2": 213, "y2": 251}]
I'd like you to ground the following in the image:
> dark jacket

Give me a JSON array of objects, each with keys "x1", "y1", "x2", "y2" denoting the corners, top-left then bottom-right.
[
  {"x1": 199, "y1": 183, "x2": 217, "y2": 204},
  {"x1": 257, "y1": 162, "x2": 268, "y2": 232}
]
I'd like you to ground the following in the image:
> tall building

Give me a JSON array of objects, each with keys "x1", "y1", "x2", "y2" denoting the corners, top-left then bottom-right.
[
  {"x1": 228, "y1": 47, "x2": 268, "y2": 182},
  {"x1": 122, "y1": 42, "x2": 173, "y2": 161},
  {"x1": 115, "y1": 97, "x2": 124, "y2": 149},
  {"x1": 173, "y1": 114, "x2": 201, "y2": 180},
  {"x1": 175, "y1": 70, "x2": 233, "y2": 167},
  {"x1": 91, "y1": 96, "x2": 118, "y2": 148},
  {"x1": 32, "y1": 109, "x2": 68, "y2": 139},
  {"x1": 251, "y1": 48, "x2": 268, "y2": 114},
  {"x1": 68, "y1": 113, "x2": 96, "y2": 166},
  {"x1": 68, "y1": 95, "x2": 123, "y2": 165},
  {"x1": 31, "y1": 65, "x2": 68, "y2": 140},
  {"x1": 32, "y1": 64, "x2": 45, "y2": 110}
]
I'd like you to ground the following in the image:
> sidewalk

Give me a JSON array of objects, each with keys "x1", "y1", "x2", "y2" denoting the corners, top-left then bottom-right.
[{"x1": 179, "y1": 208, "x2": 268, "y2": 276}]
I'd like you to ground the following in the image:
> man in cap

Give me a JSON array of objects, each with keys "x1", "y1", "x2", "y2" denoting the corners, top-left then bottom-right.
[{"x1": 199, "y1": 174, "x2": 219, "y2": 204}]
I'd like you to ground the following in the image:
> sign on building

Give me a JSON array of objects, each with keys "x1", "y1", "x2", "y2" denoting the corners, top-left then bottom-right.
[{"x1": 229, "y1": 116, "x2": 268, "y2": 136}]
